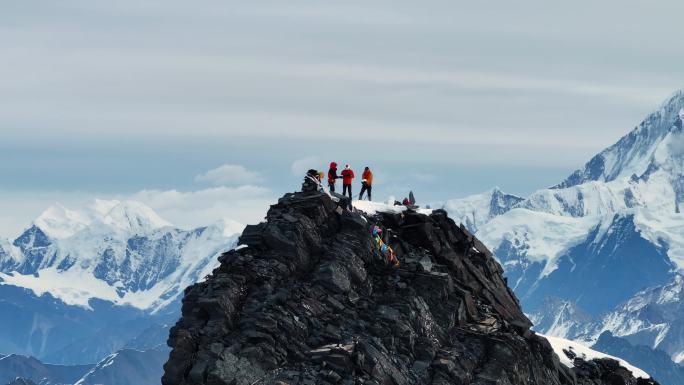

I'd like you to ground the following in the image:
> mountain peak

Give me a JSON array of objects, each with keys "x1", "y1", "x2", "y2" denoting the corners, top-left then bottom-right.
[
  {"x1": 34, "y1": 203, "x2": 90, "y2": 239},
  {"x1": 32, "y1": 200, "x2": 171, "y2": 239},
  {"x1": 555, "y1": 90, "x2": 684, "y2": 189},
  {"x1": 434, "y1": 187, "x2": 524, "y2": 233},
  {"x1": 0, "y1": 198, "x2": 238, "y2": 313},
  {"x1": 163, "y1": 188, "x2": 655, "y2": 385},
  {"x1": 99, "y1": 200, "x2": 171, "y2": 234}
]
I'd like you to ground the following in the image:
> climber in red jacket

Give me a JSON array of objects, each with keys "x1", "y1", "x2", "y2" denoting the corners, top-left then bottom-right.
[
  {"x1": 341, "y1": 165, "x2": 355, "y2": 205},
  {"x1": 327, "y1": 162, "x2": 340, "y2": 192}
]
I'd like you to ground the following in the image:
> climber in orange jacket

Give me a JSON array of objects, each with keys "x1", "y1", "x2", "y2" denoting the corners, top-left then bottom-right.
[{"x1": 358, "y1": 167, "x2": 373, "y2": 201}]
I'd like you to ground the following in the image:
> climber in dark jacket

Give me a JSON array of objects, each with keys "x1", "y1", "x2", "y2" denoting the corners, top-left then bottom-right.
[{"x1": 328, "y1": 162, "x2": 340, "y2": 192}]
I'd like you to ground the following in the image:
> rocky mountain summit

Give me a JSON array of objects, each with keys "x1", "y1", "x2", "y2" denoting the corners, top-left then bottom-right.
[{"x1": 163, "y1": 186, "x2": 657, "y2": 385}]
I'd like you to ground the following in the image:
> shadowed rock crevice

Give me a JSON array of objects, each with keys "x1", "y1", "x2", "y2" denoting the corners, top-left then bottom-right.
[{"x1": 162, "y1": 190, "x2": 658, "y2": 385}]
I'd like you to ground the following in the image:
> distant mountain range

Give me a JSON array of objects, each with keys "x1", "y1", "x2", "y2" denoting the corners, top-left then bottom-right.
[
  {"x1": 0, "y1": 199, "x2": 241, "y2": 367},
  {"x1": 0, "y1": 353, "x2": 91, "y2": 385},
  {"x1": 437, "y1": 90, "x2": 684, "y2": 385},
  {"x1": 0, "y1": 346, "x2": 167, "y2": 385}
]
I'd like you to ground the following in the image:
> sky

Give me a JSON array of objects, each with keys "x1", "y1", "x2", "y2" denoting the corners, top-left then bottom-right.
[{"x1": 2, "y1": 0, "x2": 684, "y2": 237}]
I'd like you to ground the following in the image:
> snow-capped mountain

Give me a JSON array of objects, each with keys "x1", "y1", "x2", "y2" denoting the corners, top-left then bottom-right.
[
  {"x1": 593, "y1": 331, "x2": 684, "y2": 385},
  {"x1": 0, "y1": 353, "x2": 92, "y2": 385},
  {"x1": 0, "y1": 199, "x2": 241, "y2": 311},
  {"x1": 528, "y1": 297, "x2": 596, "y2": 342},
  {"x1": 438, "y1": 89, "x2": 684, "y2": 369},
  {"x1": 0, "y1": 346, "x2": 167, "y2": 385},
  {"x1": 597, "y1": 275, "x2": 684, "y2": 363},
  {"x1": 432, "y1": 187, "x2": 523, "y2": 233},
  {"x1": 74, "y1": 347, "x2": 169, "y2": 385},
  {"x1": 529, "y1": 274, "x2": 684, "y2": 371},
  {"x1": 555, "y1": 90, "x2": 684, "y2": 189},
  {"x1": 0, "y1": 200, "x2": 242, "y2": 364}
]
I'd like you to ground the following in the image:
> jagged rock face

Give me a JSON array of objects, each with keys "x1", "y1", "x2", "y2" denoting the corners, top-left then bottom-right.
[{"x1": 163, "y1": 191, "x2": 657, "y2": 385}]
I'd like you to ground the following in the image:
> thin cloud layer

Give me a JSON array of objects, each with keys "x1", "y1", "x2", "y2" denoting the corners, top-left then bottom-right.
[
  {"x1": 291, "y1": 156, "x2": 322, "y2": 176},
  {"x1": 1, "y1": 0, "x2": 684, "y2": 235},
  {"x1": 0, "y1": 185, "x2": 274, "y2": 238},
  {"x1": 195, "y1": 164, "x2": 263, "y2": 186},
  {"x1": 130, "y1": 185, "x2": 273, "y2": 229}
]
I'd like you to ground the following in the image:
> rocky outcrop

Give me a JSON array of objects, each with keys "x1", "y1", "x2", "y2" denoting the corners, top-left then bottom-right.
[{"x1": 163, "y1": 188, "x2": 658, "y2": 385}]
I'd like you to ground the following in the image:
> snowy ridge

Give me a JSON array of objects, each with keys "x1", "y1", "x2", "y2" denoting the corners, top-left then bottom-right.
[
  {"x1": 555, "y1": 90, "x2": 684, "y2": 188},
  {"x1": 73, "y1": 347, "x2": 168, "y2": 385},
  {"x1": 542, "y1": 334, "x2": 650, "y2": 379},
  {"x1": 0, "y1": 200, "x2": 242, "y2": 312},
  {"x1": 528, "y1": 298, "x2": 596, "y2": 342},
  {"x1": 0, "y1": 238, "x2": 24, "y2": 268},
  {"x1": 353, "y1": 200, "x2": 433, "y2": 216},
  {"x1": 34, "y1": 199, "x2": 171, "y2": 239},
  {"x1": 434, "y1": 187, "x2": 523, "y2": 233},
  {"x1": 595, "y1": 275, "x2": 684, "y2": 363},
  {"x1": 523, "y1": 133, "x2": 684, "y2": 220},
  {"x1": 527, "y1": 276, "x2": 684, "y2": 365},
  {"x1": 477, "y1": 208, "x2": 598, "y2": 278},
  {"x1": 468, "y1": 92, "x2": 684, "y2": 273}
]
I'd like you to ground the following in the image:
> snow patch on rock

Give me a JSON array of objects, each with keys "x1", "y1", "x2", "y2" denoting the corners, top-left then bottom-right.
[{"x1": 542, "y1": 334, "x2": 650, "y2": 379}]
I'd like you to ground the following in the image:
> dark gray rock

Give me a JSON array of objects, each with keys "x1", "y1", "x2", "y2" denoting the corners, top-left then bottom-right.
[{"x1": 163, "y1": 190, "x2": 659, "y2": 385}]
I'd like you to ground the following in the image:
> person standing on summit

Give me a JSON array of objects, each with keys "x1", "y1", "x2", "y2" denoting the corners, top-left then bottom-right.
[
  {"x1": 341, "y1": 164, "x2": 355, "y2": 202},
  {"x1": 327, "y1": 162, "x2": 340, "y2": 192},
  {"x1": 358, "y1": 166, "x2": 373, "y2": 201}
]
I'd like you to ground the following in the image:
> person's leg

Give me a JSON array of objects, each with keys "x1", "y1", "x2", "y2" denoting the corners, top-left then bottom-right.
[
  {"x1": 368, "y1": 185, "x2": 372, "y2": 201},
  {"x1": 345, "y1": 185, "x2": 352, "y2": 209},
  {"x1": 358, "y1": 183, "x2": 367, "y2": 200},
  {"x1": 342, "y1": 185, "x2": 351, "y2": 209},
  {"x1": 329, "y1": 182, "x2": 335, "y2": 192}
]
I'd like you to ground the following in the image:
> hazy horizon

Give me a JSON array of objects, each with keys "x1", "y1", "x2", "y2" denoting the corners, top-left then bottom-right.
[{"x1": 3, "y1": 0, "x2": 684, "y2": 236}]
